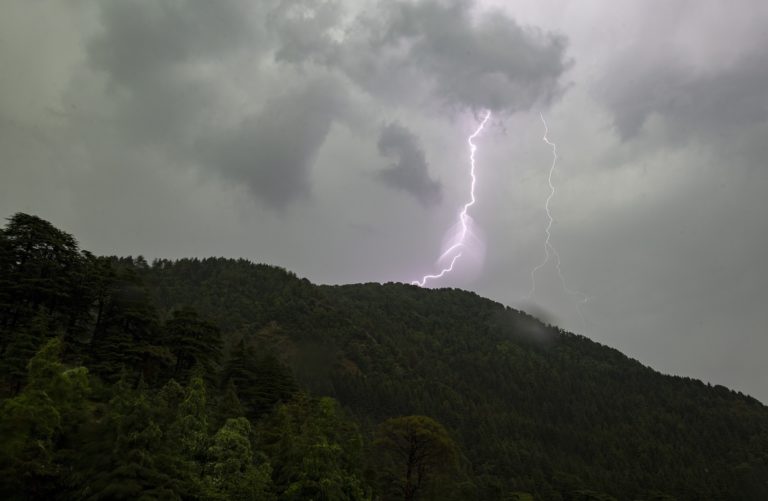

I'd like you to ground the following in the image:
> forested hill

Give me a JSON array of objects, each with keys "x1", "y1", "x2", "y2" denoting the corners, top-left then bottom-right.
[
  {"x1": 143, "y1": 257, "x2": 768, "y2": 499},
  {"x1": 1, "y1": 213, "x2": 767, "y2": 500}
]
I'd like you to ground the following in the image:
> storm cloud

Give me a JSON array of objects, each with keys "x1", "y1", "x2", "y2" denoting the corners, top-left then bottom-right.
[
  {"x1": 591, "y1": 2, "x2": 768, "y2": 144},
  {"x1": 600, "y1": 51, "x2": 768, "y2": 142},
  {"x1": 376, "y1": 123, "x2": 441, "y2": 206},
  {"x1": 88, "y1": 0, "x2": 257, "y2": 86},
  {"x1": 273, "y1": 0, "x2": 569, "y2": 114},
  {"x1": 371, "y1": 0, "x2": 568, "y2": 113},
  {"x1": 76, "y1": 0, "x2": 571, "y2": 211},
  {"x1": 207, "y1": 80, "x2": 346, "y2": 210}
]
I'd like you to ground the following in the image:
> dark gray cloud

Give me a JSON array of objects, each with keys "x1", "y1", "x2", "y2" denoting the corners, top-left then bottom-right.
[
  {"x1": 272, "y1": 0, "x2": 569, "y2": 114},
  {"x1": 83, "y1": 0, "x2": 260, "y2": 150},
  {"x1": 81, "y1": 0, "x2": 571, "y2": 211},
  {"x1": 88, "y1": 0, "x2": 257, "y2": 87},
  {"x1": 376, "y1": 122, "x2": 441, "y2": 206},
  {"x1": 375, "y1": 0, "x2": 568, "y2": 113},
  {"x1": 207, "y1": 79, "x2": 346, "y2": 210},
  {"x1": 84, "y1": 0, "x2": 345, "y2": 210}
]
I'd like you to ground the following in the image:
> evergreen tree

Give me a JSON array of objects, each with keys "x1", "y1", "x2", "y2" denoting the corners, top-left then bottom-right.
[
  {"x1": 222, "y1": 339, "x2": 297, "y2": 421},
  {"x1": 257, "y1": 394, "x2": 371, "y2": 500},
  {"x1": 84, "y1": 385, "x2": 183, "y2": 500},
  {"x1": 169, "y1": 375, "x2": 209, "y2": 462},
  {"x1": 0, "y1": 311, "x2": 50, "y2": 395},
  {"x1": 205, "y1": 417, "x2": 274, "y2": 500},
  {"x1": 163, "y1": 307, "x2": 222, "y2": 384},
  {"x1": 87, "y1": 265, "x2": 171, "y2": 384},
  {"x1": 211, "y1": 379, "x2": 246, "y2": 430},
  {"x1": 0, "y1": 213, "x2": 84, "y2": 334},
  {"x1": 0, "y1": 338, "x2": 89, "y2": 499}
]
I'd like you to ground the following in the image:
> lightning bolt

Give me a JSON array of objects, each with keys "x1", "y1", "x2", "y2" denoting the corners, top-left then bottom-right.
[
  {"x1": 525, "y1": 113, "x2": 590, "y2": 326},
  {"x1": 412, "y1": 110, "x2": 491, "y2": 287}
]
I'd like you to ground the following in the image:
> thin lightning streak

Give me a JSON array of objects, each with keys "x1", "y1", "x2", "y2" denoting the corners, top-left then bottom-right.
[
  {"x1": 525, "y1": 113, "x2": 590, "y2": 327},
  {"x1": 438, "y1": 110, "x2": 492, "y2": 261},
  {"x1": 525, "y1": 113, "x2": 558, "y2": 299},
  {"x1": 412, "y1": 110, "x2": 491, "y2": 287},
  {"x1": 413, "y1": 253, "x2": 463, "y2": 287}
]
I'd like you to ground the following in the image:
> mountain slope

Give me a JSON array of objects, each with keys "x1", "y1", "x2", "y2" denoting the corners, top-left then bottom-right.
[
  {"x1": 2, "y1": 213, "x2": 766, "y2": 499},
  {"x1": 141, "y1": 257, "x2": 768, "y2": 500}
]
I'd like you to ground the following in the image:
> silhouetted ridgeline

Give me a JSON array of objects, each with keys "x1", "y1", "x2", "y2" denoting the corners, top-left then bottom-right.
[{"x1": 1, "y1": 212, "x2": 767, "y2": 500}]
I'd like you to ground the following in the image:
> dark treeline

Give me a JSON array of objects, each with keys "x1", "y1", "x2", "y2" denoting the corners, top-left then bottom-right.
[{"x1": 0, "y1": 213, "x2": 767, "y2": 500}]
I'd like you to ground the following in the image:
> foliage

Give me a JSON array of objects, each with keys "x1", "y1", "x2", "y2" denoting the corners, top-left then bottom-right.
[
  {"x1": 222, "y1": 338, "x2": 298, "y2": 421},
  {"x1": 256, "y1": 394, "x2": 370, "y2": 500},
  {"x1": 162, "y1": 307, "x2": 222, "y2": 384},
  {"x1": 0, "y1": 338, "x2": 90, "y2": 498},
  {"x1": 205, "y1": 417, "x2": 274, "y2": 500},
  {"x1": 374, "y1": 415, "x2": 459, "y2": 500}
]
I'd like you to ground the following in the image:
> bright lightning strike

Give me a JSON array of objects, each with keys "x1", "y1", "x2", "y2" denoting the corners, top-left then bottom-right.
[
  {"x1": 525, "y1": 113, "x2": 590, "y2": 326},
  {"x1": 412, "y1": 110, "x2": 491, "y2": 287}
]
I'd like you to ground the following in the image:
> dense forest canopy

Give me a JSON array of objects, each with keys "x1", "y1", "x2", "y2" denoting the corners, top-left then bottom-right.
[{"x1": 1, "y1": 213, "x2": 767, "y2": 500}]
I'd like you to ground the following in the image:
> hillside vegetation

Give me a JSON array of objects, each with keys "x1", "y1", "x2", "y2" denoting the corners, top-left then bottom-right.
[{"x1": 1, "y1": 213, "x2": 767, "y2": 500}]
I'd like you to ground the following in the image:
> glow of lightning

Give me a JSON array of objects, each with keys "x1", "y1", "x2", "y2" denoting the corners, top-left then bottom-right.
[
  {"x1": 412, "y1": 110, "x2": 491, "y2": 287},
  {"x1": 525, "y1": 113, "x2": 590, "y2": 326}
]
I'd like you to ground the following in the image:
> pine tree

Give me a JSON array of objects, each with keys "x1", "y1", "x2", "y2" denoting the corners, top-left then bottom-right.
[
  {"x1": 222, "y1": 339, "x2": 297, "y2": 421},
  {"x1": 169, "y1": 375, "x2": 209, "y2": 462},
  {"x1": 211, "y1": 379, "x2": 246, "y2": 430},
  {"x1": 257, "y1": 394, "x2": 371, "y2": 500},
  {"x1": 205, "y1": 417, "x2": 275, "y2": 500},
  {"x1": 0, "y1": 312, "x2": 50, "y2": 395},
  {"x1": 163, "y1": 308, "x2": 222, "y2": 384},
  {"x1": 0, "y1": 338, "x2": 90, "y2": 498},
  {"x1": 87, "y1": 265, "x2": 171, "y2": 384},
  {"x1": 84, "y1": 386, "x2": 182, "y2": 500},
  {"x1": 0, "y1": 213, "x2": 84, "y2": 334}
]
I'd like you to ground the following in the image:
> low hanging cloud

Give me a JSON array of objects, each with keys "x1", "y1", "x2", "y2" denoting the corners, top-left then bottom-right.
[{"x1": 376, "y1": 123, "x2": 442, "y2": 206}]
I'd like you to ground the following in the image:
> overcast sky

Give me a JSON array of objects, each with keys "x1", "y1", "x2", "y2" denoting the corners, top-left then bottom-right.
[{"x1": 2, "y1": 0, "x2": 767, "y2": 402}]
